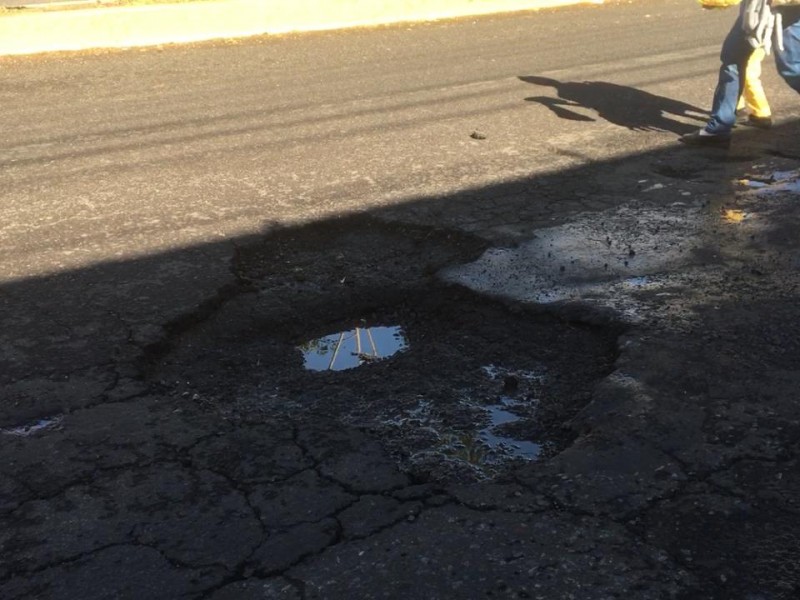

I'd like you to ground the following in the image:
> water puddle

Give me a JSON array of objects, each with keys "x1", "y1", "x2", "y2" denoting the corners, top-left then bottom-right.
[
  {"x1": 1, "y1": 415, "x2": 64, "y2": 437},
  {"x1": 441, "y1": 365, "x2": 544, "y2": 466},
  {"x1": 477, "y1": 364, "x2": 543, "y2": 460},
  {"x1": 479, "y1": 396, "x2": 541, "y2": 460},
  {"x1": 380, "y1": 363, "x2": 545, "y2": 476},
  {"x1": 623, "y1": 276, "x2": 651, "y2": 288},
  {"x1": 740, "y1": 170, "x2": 800, "y2": 195},
  {"x1": 299, "y1": 325, "x2": 408, "y2": 371}
]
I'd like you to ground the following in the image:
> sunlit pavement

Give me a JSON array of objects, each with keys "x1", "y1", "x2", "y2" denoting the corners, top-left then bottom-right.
[{"x1": 0, "y1": 0, "x2": 600, "y2": 55}]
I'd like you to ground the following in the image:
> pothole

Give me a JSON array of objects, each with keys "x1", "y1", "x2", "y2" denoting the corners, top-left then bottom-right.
[
  {"x1": 157, "y1": 286, "x2": 619, "y2": 482},
  {"x1": 152, "y1": 218, "x2": 621, "y2": 483},
  {"x1": 298, "y1": 324, "x2": 409, "y2": 371}
]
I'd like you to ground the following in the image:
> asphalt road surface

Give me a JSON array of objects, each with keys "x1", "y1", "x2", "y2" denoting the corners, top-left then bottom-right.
[
  {"x1": 4, "y1": 0, "x2": 796, "y2": 283},
  {"x1": 4, "y1": 1, "x2": 800, "y2": 599}
]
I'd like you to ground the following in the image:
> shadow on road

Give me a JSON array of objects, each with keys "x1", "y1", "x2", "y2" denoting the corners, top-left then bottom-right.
[
  {"x1": 520, "y1": 75, "x2": 708, "y2": 134},
  {"x1": 2, "y1": 118, "x2": 800, "y2": 600}
]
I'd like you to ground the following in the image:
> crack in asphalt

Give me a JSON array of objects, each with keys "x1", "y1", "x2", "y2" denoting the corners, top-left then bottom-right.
[
  {"x1": 137, "y1": 279, "x2": 250, "y2": 374},
  {"x1": 195, "y1": 466, "x2": 268, "y2": 547},
  {"x1": 1, "y1": 458, "x2": 160, "y2": 513},
  {"x1": 130, "y1": 535, "x2": 233, "y2": 574},
  {"x1": 6, "y1": 145, "x2": 800, "y2": 599},
  {"x1": 259, "y1": 500, "x2": 454, "y2": 582},
  {"x1": 0, "y1": 541, "x2": 131, "y2": 585},
  {"x1": 247, "y1": 518, "x2": 342, "y2": 580}
]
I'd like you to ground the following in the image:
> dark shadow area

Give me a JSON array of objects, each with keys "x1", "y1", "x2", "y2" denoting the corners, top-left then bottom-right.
[
  {"x1": 520, "y1": 75, "x2": 708, "y2": 134},
  {"x1": 3, "y1": 120, "x2": 795, "y2": 423},
  {"x1": 2, "y1": 119, "x2": 800, "y2": 600}
]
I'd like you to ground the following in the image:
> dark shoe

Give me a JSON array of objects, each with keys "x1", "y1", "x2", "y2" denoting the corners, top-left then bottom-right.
[
  {"x1": 680, "y1": 129, "x2": 731, "y2": 147},
  {"x1": 746, "y1": 114, "x2": 773, "y2": 129}
]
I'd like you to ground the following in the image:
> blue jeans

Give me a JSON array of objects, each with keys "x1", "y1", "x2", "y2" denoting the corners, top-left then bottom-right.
[
  {"x1": 705, "y1": 16, "x2": 753, "y2": 136},
  {"x1": 775, "y1": 10, "x2": 800, "y2": 94}
]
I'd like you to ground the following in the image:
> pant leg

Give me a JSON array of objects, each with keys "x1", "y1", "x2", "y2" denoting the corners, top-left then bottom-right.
[
  {"x1": 775, "y1": 11, "x2": 800, "y2": 95},
  {"x1": 705, "y1": 16, "x2": 754, "y2": 135},
  {"x1": 742, "y1": 47, "x2": 771, "y2": 117}
]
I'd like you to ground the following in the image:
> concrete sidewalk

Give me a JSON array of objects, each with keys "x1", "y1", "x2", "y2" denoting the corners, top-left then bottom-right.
[{"x1": 0, "y1": 0, "x2": 601, "y2": 56}]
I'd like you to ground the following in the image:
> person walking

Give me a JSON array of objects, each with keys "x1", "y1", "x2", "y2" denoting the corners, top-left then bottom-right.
[
  {"x1": 682, "y1": 0, "x2": 774, "y2": 146},
  {"x1": 737, "y1": 44, "x2": 774, "y2": 127}
]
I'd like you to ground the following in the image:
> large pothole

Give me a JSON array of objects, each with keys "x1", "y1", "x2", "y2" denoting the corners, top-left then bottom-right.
[{"x1": 149, "y1": 217, "x2": 621, "y2": 483}]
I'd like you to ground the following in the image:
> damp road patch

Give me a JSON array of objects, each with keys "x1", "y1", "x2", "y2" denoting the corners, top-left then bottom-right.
[
  {"x1": 439, "y1": 201, "x2": 744, "y2": 321},
  {"x1": 440, "y1": 203, "x2": 702, "y2": 304}
]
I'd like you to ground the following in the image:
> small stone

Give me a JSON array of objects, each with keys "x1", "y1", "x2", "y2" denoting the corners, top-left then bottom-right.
[{"x1": 502, "y1": 376, "x2": 519, "y2": 394}]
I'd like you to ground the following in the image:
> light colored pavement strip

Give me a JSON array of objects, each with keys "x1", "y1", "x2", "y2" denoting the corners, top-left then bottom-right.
[{"x1": 0, "y1": 0, "x2": 602, "y2": 56}]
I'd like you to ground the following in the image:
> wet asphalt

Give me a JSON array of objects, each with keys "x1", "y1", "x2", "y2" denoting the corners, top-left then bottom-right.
[{"x1": 3, "y1": 1, "x2": 800, "y2": 599}]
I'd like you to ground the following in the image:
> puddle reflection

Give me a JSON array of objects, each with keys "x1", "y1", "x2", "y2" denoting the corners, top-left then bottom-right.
[{"x1": 299, "y1": 325, "x2": 408, "y2": 371}]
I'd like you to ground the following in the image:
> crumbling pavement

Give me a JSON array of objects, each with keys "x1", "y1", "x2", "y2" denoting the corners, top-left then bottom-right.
[{"x1": 2, "y1": 122, "x2": 800, "y2": 599}]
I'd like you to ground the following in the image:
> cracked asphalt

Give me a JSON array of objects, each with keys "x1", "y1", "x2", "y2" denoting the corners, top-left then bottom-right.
[
  {"x1": 3, "y1": 121, "x2": 800, "y2": 599},
  {"x1": 3, "y1": 2, "x2": 800, "y2": 598}
]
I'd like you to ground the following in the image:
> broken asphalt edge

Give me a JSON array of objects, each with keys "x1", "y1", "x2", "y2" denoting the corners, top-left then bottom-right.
[{"x1": 0, "y1": 0, "x2": 604, "y2": 56}]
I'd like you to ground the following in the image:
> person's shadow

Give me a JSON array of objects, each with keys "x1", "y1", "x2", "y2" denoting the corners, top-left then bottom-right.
[{"x1": 520, "y1": 75, "x2": 707, "y2": 134}]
